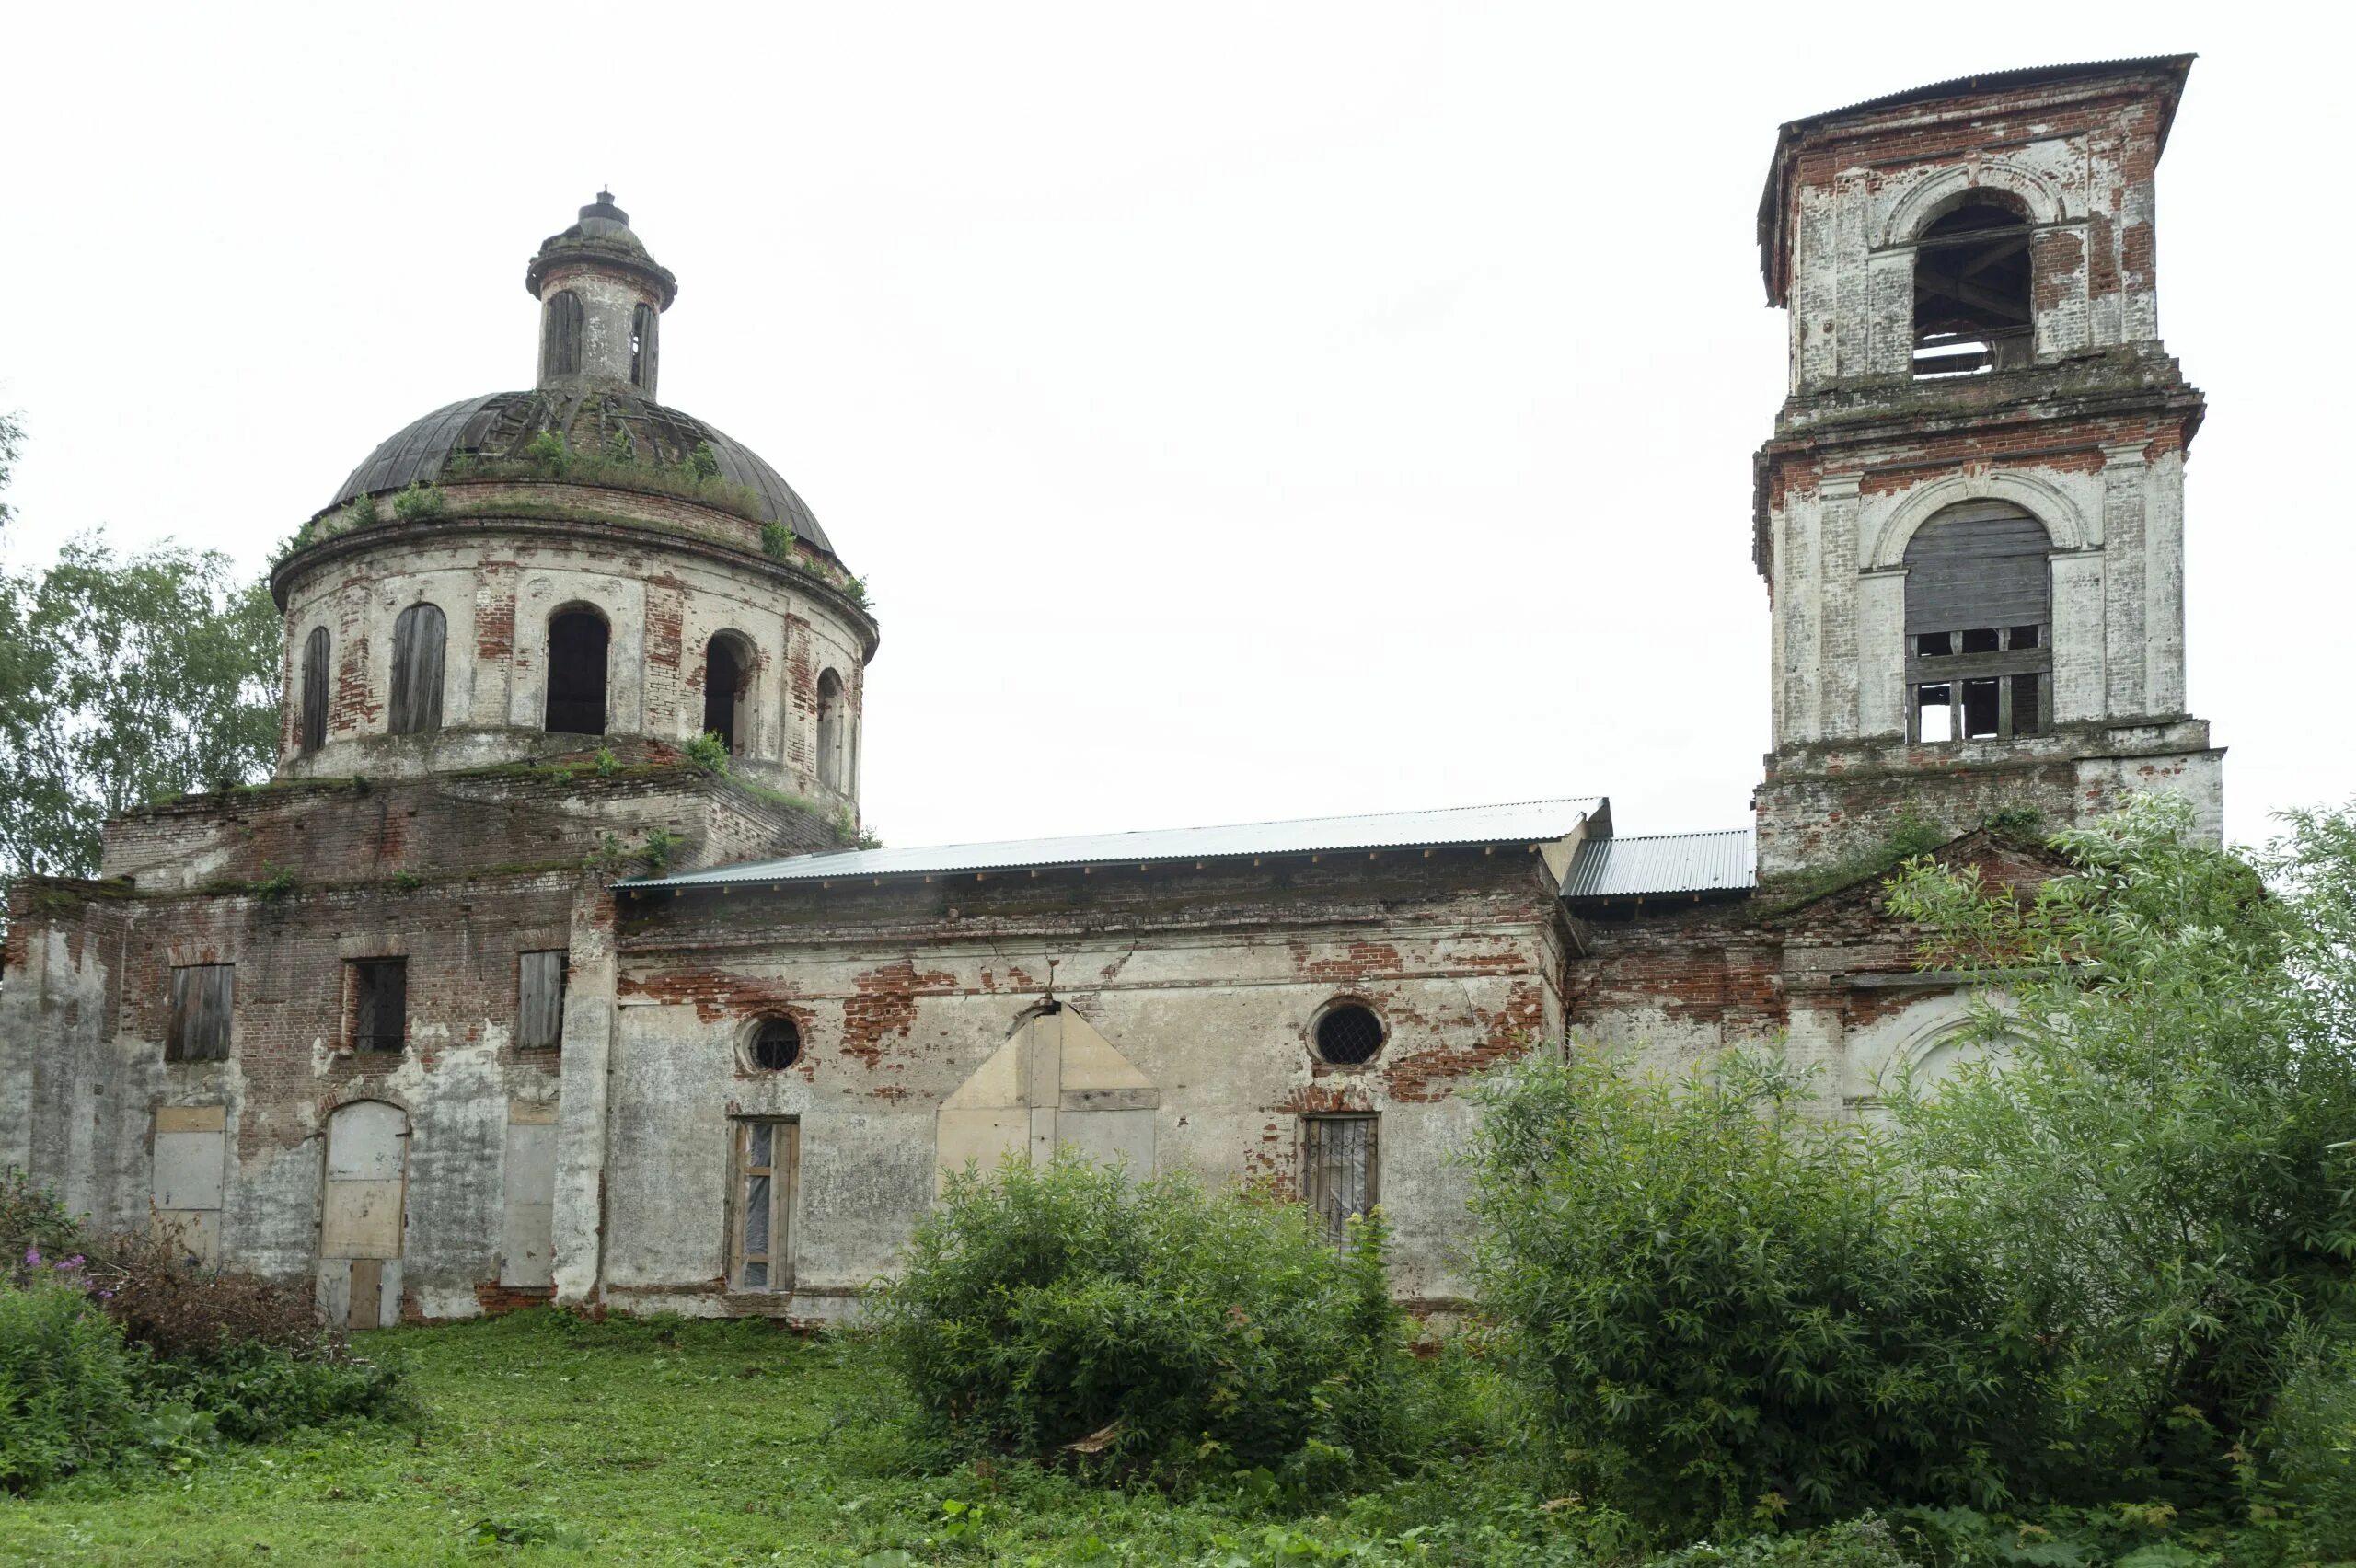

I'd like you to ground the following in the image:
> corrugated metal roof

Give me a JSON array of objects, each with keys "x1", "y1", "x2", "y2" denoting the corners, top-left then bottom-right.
[
  {"x1": 622, "y1": 797, "x2": 1605, "y2": 891},
  {"x1": 1562, "y1": 829, "x2": 1756, "y2": 899}
]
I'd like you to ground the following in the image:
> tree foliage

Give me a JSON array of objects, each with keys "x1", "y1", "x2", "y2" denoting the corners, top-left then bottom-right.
[
  {"x1": 1882, "y1": 794, "x2": 2356, "y2": 1497},
  {"x1": 0, "y1": 533, "x2": 281, "y2": 882},
  {"x1": 1471, "y1": 796, "x2": 2356, "y2": 1541}
]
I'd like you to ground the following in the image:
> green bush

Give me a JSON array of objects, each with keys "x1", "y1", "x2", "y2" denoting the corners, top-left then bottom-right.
[
  {"x1": 135, "y1": 1337, "x2": 410, "y2": 1444},
  {"x1": 868, "y1": 1153, "x2": 1411, "y2": 1485},
  {"x1": 685, "y1": 730, "x2": 730, "y2": 775},
  {"x1": 1468, "y1": 1050, "x2": 2026, "y2": 1533},
  {"x1": 0, "y1": 1264, "x2": 142, "y2": 1491}
]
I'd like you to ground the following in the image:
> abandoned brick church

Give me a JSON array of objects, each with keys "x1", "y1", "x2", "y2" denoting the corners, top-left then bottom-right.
[{"x1": 1, "y1": 58, "x2": 2222, "y2": 1325}]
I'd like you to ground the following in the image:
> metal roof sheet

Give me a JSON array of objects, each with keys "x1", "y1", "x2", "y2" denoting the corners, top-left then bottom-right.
[
  {"x1": 1563, "y1": 829, "x2": 1756, "y2": 899},
  {"x1": 622, "y1": 797, "x2": 1605, "y2": 891}
]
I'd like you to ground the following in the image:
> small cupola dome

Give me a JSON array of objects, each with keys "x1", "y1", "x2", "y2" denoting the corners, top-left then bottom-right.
[{"x1": 526, "y1": 190, "x2": 678, "y2": 397}]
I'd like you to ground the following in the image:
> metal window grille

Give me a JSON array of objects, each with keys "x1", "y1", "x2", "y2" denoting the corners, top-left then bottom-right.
[
  {"x1": 731, "y1": 1119, "x2": 798, "y2": 1292},
  {"x1": 752, "y1": 1018, "x2": 801, "y2": 1071},
  {"x1": 1302, "y1": 1115, "x2": 1377, "y2": 1245},
  {"x1": 1315, "y1": 1003, "x2": 1384, "y2": 1065}
]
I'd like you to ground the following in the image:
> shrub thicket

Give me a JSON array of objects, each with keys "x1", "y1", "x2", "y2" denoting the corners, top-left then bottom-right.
[
  {"x1": 868, "y1": 1154, "x2": 1411, "y2": 1486},
  {"x1": 0, "y1": 1260, "x2": 141, "y2": 1491},
  {"x1": 0, "y1": 1170, "x2": 410, "y2": 1488},
  {"x1": 1468, "y1": 1051, "x2": 2027, "y2": 1533}
]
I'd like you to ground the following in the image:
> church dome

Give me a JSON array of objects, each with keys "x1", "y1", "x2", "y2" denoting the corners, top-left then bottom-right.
[{"x1": 327, "y1": 386, "x2": 837, "y2": 557}]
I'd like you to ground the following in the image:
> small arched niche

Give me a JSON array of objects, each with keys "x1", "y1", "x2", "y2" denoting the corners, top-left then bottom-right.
[
  {"x1": 1903, "y1": 501, "x2": 2052, "y2": 744},
  {"x1": 702, "y1": 631, "x2": 756, "y2": 755},
  {"x1": 1912, "y1": 197, "x2": 2035, "y2": 378},
  {"x1": 815, "y1": 669, "x2": 846, "y2": 791},
  {"x1": 544, "y1": 606, "x2": 610, "y2": 736}
]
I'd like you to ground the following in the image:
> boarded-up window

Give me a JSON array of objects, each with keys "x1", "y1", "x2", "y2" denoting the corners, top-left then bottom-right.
[
  {"x1": 542, "y1": 289, "x2": 583, "y2": 379},
  {"x1": 730, "y1": 1118, "x2": 798, "y2": 1292},
  {"x1": 299, "y1": 627, "x2": 330, "y2": 754},
  {"x1": 165, "y1": 964, "x2": 234, "y2": 1063},
  {"x1": 1302, "y1": 1115, "x2": 1377, "y2": 1245},
  {"x1": 629, "y1": 302, "x2": 658, "y2": 390},
  {"x1": 517, "y1": 951, "x2": 566, "y2": 1050},
  {"x1": 1904, "y1": 502, "x2": 2053, "y2": 743},
  {"x1": 387, "y1": 603, "x2": 446, "y2": 737},
  {"x1": 350, "y1": 959, "x2": 408, "y2": 1053},
  {"x1": 544, "y1": 609, "x2": 609, "y2": 734}
]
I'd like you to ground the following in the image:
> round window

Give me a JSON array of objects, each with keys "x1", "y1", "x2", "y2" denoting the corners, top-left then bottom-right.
[
  {"x1": 1314, "y1": 1003, "x2": 1384, "y2": 1066},
  {"x1": 751, "y1": 1017, "x2": 802, "y2": 1071}
]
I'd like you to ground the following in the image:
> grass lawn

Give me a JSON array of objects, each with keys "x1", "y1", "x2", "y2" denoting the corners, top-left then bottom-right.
[{"x1": 0, "y1": 1310, "x2": 1535, "y2": 1568}]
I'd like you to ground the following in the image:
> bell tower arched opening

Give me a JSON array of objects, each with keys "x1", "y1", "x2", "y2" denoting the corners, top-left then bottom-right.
[
  {"x1": 1902, "y1": 502, "x2": 2051, "y2": 744},
  {"x1": 1912, "y1": 199, "x2": 2034, "y2": 378}
]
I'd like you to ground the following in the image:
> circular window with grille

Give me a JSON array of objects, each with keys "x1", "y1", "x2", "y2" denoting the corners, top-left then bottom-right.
[
  {"x1": 749, "y1": 1017, "x2": 802, "y2": 1071},
  {"x1": 1313, "y1": 1002, "x2": 1385, "y2": 1066}
]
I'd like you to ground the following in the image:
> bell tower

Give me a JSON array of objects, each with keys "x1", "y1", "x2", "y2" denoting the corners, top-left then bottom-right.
[{"x1": 1750, "y1": 57, "x2": 2222, "y2": 881}]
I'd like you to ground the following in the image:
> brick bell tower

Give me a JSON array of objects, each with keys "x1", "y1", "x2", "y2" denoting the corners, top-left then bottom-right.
[{"x1": 1750, "y1": 57, "x2": 2223, "y2": 882}]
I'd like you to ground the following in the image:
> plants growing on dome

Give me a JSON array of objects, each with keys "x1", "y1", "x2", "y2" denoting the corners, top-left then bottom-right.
[
  {"x1": 687, "y1": 441, "x2": 721, "y2": 480},
  {"x1": 521, "y1": 428, "x2": 568, "y2": 467},
  {"x1": 391, "y1": 481, "x2": 445, "y2": 522},
  {"x1": 604, "y1": 427, "x2": 636, "y2": 465},
  {"x1": 760, "y1": 522, "x2": 796, "y2": 560}
]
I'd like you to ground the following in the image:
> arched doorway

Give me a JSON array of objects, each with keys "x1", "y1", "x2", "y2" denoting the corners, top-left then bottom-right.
[{"x1": 318, "y1": 1101, "x2": 408, "y2": 1330}]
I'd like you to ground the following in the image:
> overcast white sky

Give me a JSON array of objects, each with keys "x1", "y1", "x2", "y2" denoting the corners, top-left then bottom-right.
[{"x1": 2, "y1": 5, "x2": 2346, "y2": 852}]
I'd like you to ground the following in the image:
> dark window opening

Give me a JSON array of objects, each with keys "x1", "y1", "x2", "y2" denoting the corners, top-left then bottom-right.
[
  {"x1": 1314, "y1": 1003, "x2": 1385, "y2": 1066},
  {"x1": 703, "y1": 635, "x2": 750, "y2": 755},
  {"x1": 518, "y1": 951, "x2": 567, "y2": 1050},
  {"x1": 166, "y1": 963, "x2": 234, "y2": 1063},
  {"x1": 544, "y1": 610, "x2": 609, "y2": 735},
  {"x1": 751, "y1": 1018, "x2": 802, "y2": 1072},
  {"x1": 629, "y1": 303, "x2": 657, "y2": 390},
  {"x1": 350, "y1": 960, "x2": 408, "y2": 1054},
  {"x1": 1912, "y1": 202, "x2": 2034, "y2": 379},
  {"x1": 815, "y1": 669, "x2": 846, "y2": 792},
  {"x1": 1301, "y1": 1115, "x2": 1377, "y2": 1245},
  {"x1": 542, "y1": 290, "x2": 583, "y2": 379},
  {"x1": 387, "y1": 603, "x2": 446, "y2": 737},
  {"x1": 1905, "y1": 502, "x2": 2052, "y2": 744},
  {"x1": 299, "y1": 627, "x2": 330, "y2": 754}
]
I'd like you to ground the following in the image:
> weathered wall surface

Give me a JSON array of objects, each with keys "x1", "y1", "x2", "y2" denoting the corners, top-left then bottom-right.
[
  {"x1": 271, "y1": 501, "x2": 872, "y2": 812},
  {"x1": 602, "y1": 851, "x2": 1569, "y2": 1315},
  {"x1": 0, "y1": 766, "x2": 837, "y2": 1321}
]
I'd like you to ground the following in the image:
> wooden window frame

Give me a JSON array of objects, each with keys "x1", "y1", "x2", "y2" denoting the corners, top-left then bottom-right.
[
  {"x1": 387, "y1": 603, "x2": 447, "y2": 738},
  {"x1": 1905, "y1": 623, "x2": 2050, "y2": 743},
  {"x1": 728, "y1": 1117, "x2": 799, "y2": 1294},
  {"x1": 165, "y1": 963, "x2": 235, "y2": 1064}
]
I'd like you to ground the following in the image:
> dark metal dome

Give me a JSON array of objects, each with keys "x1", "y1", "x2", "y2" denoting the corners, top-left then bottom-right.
[{"x1": 329, "y1": 387, "x2": 835, "y2": 557}]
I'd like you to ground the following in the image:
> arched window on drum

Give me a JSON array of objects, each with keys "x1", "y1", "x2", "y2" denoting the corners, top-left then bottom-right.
[{"x1": 1904, "y1": 501, "x2": 2052, "y2": 743}]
